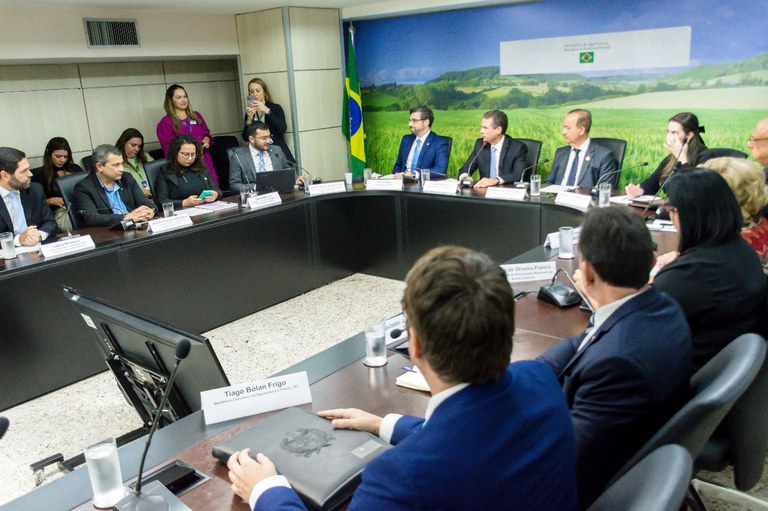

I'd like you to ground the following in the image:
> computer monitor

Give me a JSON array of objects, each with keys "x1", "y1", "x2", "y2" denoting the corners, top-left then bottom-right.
[{"x1": 62, "y1": 286, "x2": 230, "y2": 428}]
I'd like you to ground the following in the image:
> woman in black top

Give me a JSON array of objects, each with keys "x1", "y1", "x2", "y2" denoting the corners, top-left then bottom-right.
[
  {"x1": 31, "y1": 137, "x2": 84, "y2": 231},
  {"x1": 241, "y1": 77, "x2": 295, "y2": 163},
  {"x1": 653, "y1": 168, "x2": 766, "y2": 371},
  {"x1": 154, "y1": 134, "x2": 220, "y2": 210},
  {"x1": 625, "y1": 112, "x2": 713, "y2": 197}
]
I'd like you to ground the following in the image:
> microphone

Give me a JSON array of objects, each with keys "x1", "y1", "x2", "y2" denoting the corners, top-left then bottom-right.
[
  {"x1": 458, "y1": 141, "x2": 489, "y2": 188},
  {"x1": 233, "y1": 152, "x2": 255, "y2": 193},
  {"x1": 117, "y1": 340, "x2": 192, "y2": 510},
  {"x1": 274, "y1": 152, "x2": 314, "y2": 189},
  {"x1": 590, "y1": 162, "x2": 648, "y2": 196},
  {"x1": 537, "y1": 268, "x2": 594, "y2": 311},
  {"x1": 641, "y1": 139, "x2": 688, "y2": 218},
  {"x1": 0, "y1": 417, "x2": 8, "y2": 440},
  {"x1": 515, "y1": 158, "x2": 550, "y2": 187}
]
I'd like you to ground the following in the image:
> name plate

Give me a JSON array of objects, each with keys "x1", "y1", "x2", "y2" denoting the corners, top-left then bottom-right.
[
  {"x1": 147, "y1": 215, "x2": 194, "y2": 234},
  {"x1": 40, "y1": 235, "x2": 95, "y2": 259},
  {"x1": 555, "y1": 191, "x2": 592, "y2": 212},
  {"x1": 366, "y1": 179, "x2": 404, "y2": 191},
  {"x1": 423, "y1": 180, "x2": 458, "y2": 195},
  {"x1": 308, "y1": 181, "x2": 347, "y2": 196},
  {"x1": 485, "y1": 187, "x2": 527, "y2": 201},
  {"x1": 201, "y1": 371, "x2": 312, "y2": 425},
  {"x1": 247, "y1": 192, "x2": 282, "y2": 210},
  {"x1": 501, "y1": 261, "x2": 557, "y2": 283}
]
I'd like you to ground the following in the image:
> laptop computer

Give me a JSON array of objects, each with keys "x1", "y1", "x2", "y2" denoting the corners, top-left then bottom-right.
[{"x1": 256, "y1": 169, "x2": 295, "y2": 194}]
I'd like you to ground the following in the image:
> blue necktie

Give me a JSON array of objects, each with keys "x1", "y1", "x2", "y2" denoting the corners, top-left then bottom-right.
[
  {"x1": 9, "y1": 191, "x2": 27, "y2": 235},
  {"x1": 259, "y1": 152, "x2": 266, "y2": 172},
  {"x1": 489, "y1": 146, "x2": 498, "y2": 179},
  {"x1": 566, "y1": 149, "x2": 580, "y2": 186},
  {"x1": 411, "y1": 139, "x2": 422, "y2": 170}
]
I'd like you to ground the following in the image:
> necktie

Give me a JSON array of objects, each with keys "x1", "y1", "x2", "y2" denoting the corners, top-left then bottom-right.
[
  {"x1": 565, "y1": 149, "x2": 580, "y2": 186},
  {"x1": 489, "y1": 146, "x2": 498, "y2": 179},
  {"x1": 259, "y1": 152, "x2": 266, "y2": 172},
  {"x1": 9, "y1": 191, "x2": 27, "y2": 235},
  {"x1": 411, "y1": 139, "x2": 422, "y2": 170}
]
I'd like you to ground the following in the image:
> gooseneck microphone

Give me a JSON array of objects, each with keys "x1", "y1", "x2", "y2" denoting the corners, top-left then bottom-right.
[
  {"x1": 641, "y1": 139, "x2": 688, "y2": 218},
  {"x1": 459, "y1": 141, "x2": 489, "y2": 187},
  {"x1": 590, "y1": 162, "x2": 648, "y2": 196},
  {"x1": 0, "y1": 416, "x2": 9, "y2": 440},
  {"x1": 274, "y1": 153, "x2": 313, "y2": 187},
  {"x1": 515, "y1": 158, "x2": 550, "y2": 186}
]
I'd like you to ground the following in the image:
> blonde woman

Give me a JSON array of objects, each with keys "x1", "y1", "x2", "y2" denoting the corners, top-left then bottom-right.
[{"x1": 241, "y1": 78, "x2": 295, "y2": 163}]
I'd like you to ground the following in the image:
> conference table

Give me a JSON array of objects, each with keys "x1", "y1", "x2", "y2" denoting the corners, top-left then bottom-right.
[{"x1": 0, "y1": 181, "x2": 676, "y2": 510}]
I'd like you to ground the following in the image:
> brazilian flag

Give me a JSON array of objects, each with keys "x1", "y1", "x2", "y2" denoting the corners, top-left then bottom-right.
[
  {"x1": 343, "y1": 25, "x2": 366, "y2": 179},
  {"x1": 580, "y1": 52, "x2": 594, "y2": 64}
]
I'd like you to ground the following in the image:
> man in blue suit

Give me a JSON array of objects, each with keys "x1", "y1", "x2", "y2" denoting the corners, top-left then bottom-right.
[
  {"x1": 392, "y1": 106, "x2": 450, "y2": 179},
  {"x1": 539, "y1": 207, "x2": 691, "y2": 509},
  {"x1": 228, "y1": 246, "x2": 578, "y2": 511},
  {"x1": 546, "y1": 109, "x2": 618, "y2": 188}
]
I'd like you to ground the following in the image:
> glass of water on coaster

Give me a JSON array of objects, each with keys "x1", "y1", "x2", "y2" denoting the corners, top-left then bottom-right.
[{"x1": 363, "y1": 317, "x2": 388, "y2": 367}]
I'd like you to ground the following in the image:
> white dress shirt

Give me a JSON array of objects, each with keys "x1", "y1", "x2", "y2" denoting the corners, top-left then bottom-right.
[
  {"x1": 406, "y1": 130, "x2": 431, "y2": 171},
  {"x1": 249, "y1": 144, "x2": 274, "y2": 172}
]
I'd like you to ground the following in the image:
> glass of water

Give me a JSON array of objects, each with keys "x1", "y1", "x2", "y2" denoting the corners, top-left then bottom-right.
[
  {"x1": 558, "y1": 226, "x2": 575, "y2": 259},
  {"x1": 419, "y1": 169, "x2": 430, "y2": 188},
  {"x1": 598, "y1": 182, "x2": 611, "y2": 208},
  {"x1": 162, "y1": 201, "x2": 174, "y2": 218},
  {"x1": 84, "y1": 437, "x2": 125, "y2": 508},
  {"x1": 0, "y1": 232, "x2": 16, "y2": 260},
  {"x1": 530, "y1": 175, "x2": 541, "y2": 197},
  {"x1": 363, "y1": 317, "x2": 387, "y2": 367}
]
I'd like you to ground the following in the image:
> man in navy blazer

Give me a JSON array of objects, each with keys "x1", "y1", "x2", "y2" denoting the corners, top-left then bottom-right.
[
  {"x1": 546, "y1": 109, "x2": 618, "y2": 188},
  {"x1": 228, "y1": 246, "x2": 578, "y2": 511},
  {"x1": 538, "y1": 207, "x2": 691, "y2": 509},
  {"x1": 0, "y1": 147, "x2": 57, "y2": 245},
  {"x1": 392, "y1": 106, "x2": 449, "y2": 179},
  {"x1": 458, "y1": 109, "x2": 529, "y2": 188}
]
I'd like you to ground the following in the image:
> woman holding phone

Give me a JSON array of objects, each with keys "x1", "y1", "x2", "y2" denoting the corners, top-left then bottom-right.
[
  {"x1": 241, "y1": 78, "x2": 295, "y2": 164},
  {"x1": 154, "y1": 134, "x2": 220, "y2": 209},
  {"x1": 31, "y1": 137, "x2": 84, "y2": 232}
]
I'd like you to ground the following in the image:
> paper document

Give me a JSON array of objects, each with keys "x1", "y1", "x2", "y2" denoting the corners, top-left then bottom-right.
[
  {"x1": 609, "y1": 195, "x2": 633, "y2": 205},
  {"x1": 396, "y1": 366, "x2": 429, "y2": 392},
  {"x1": 631, "y1": 195, "x2": 665, "y2": 206},
  {"x1": 173, "y1": 207, "x2": 209, "y2": 218},
  {"x1": 540, "y1": 185, "x2": 571, "y2": 194},
  {"x1": 197, "y1": 201, "x2": 238, "y2": 211}
]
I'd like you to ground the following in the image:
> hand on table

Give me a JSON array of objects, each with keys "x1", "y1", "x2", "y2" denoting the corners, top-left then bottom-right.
[
  {"x1": 19, "y1": 226, "x2": 41, "y2": 246},
  {"x1": 473, "y1": 177, "x2": 500, "y2": 189},
  {"x1": 317, "y1": 408, "x2": 383, "y2": 435},
  {"x1": 227, "y1": 449, "x2": 277, "y2": 502}
]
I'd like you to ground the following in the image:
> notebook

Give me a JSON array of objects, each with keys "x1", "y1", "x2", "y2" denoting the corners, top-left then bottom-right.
[{"x1": 212, "y1": 407, "x2": 391, "y2": 511}]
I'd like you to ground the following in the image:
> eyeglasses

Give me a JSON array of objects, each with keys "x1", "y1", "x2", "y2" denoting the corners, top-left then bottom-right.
[
  {"x1": 254, "y1": 136, "x2": 271, "y2": 142},
  {"x1": 179, "y1": 152, "x2": 197, "y2": 159},
  {"x1": 749, "y1": 137, "x2": 768, "y2": 143}
]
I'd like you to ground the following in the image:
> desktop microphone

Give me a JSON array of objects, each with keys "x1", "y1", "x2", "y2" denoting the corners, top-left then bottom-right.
[
  {"x1": 514, "y1": 158, "x2": 550, "y2": 187},
  {"x1": 589, "y1": 162, "x2": 648, "y2": 196},
  {"x1": 233, "y1": 152, "x2": 255, "y2": 193},
  {"x1": 641, "y1": 139, "x2": 688, "y2": 219},
  {"x1": 458, "y1": 141, "x2": 489, "y2": 187},
  {"x1": 538, "y1": 268, "x2": 594, "y2": 311},
  {"x1": 116, "y1": 340, "x2": 191, "y2": 511},
  {"x1": 0, "y1": 417, "x2": 8, "y2": 440}
]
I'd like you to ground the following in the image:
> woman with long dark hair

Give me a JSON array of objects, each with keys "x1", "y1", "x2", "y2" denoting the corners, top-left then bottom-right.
[
  {"x1": 625, "y1": 112, "x2": 712, "y2": 197},
  {"x1": 153, "y1": 134, "x2": 220, "y2": 209},
  {"x1": 116, "y1": 128, "x2": 153, "y2": 198},
  {"x1": 31, "y1": 137, "x2": 84, "y2": 231}
]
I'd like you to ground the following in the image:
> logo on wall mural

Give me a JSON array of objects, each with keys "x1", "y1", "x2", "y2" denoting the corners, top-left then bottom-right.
[{"x1": 579, "y1": 51, "x2": 594, "y2": 64}]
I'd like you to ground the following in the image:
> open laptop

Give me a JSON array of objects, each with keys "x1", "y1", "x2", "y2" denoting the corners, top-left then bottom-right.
[{"x1": 256, "y1": 169, "x2": 295, "y2": 193}]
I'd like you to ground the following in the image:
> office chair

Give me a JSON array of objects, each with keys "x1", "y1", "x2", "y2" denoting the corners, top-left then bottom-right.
[
  {"x1": 517, "y1": 138, "x2": 542, "y2": 182},
  {"x1": 591, "y1": 138, "x2": 627, "y2": 186},
  {"x1": 56, "y1": 173, "x2": 89, "y2": 231},
  {"x1": 588, "y1": 445, "x2": 692, "y2": 511},
  {"x1": 443, "y1": 136, "x2": 453, "y2": 165},
  {"x1": 148, "y1": 148, "x2": 165, "y2": 161},
  {"x1": 143, "y1": 158, "x2": 167, "y2": 205},
  {"x1": 80, "y1": 155, "x2": 95, "y2": 173},
  {"x1": 209, "y1": 135, "x2": 240, "y2": 193},
  {"x1": 608, "y1": 333, "x2": 766, "y2": 511},
  {"x1": 708, "y1": 148, "x2": 748, "y2": 159}
]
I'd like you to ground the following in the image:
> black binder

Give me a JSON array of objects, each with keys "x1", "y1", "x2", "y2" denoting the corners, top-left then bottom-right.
[{"x1": 212, "y1": 407, "x2": 392, "y2": 511}]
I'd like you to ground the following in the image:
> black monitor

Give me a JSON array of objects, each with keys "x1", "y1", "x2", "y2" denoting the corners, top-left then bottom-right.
[
  {"x1": 62, "y1": 286, "x2": 230, "y2": 428},
  {"x1": 257, "y1": 169, "x2": 295, "y2": 193}
]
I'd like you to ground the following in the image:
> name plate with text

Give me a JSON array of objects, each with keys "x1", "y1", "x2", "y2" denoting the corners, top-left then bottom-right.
[
  {"x1": 423, "y1": 180, "x2": 458, "y2": 195},
  {"x1": 201, "y1": 371, "x2": 312, "y2": 425},
  {"x1": 308, "y1": 181, "x2": 347, "y2": 196},
  {"x1": 147, "y1": 215, "x2": 194, "y2": 234},
  {"x1": 366, "y1": 179, "x2": 404, "y2": 191},
  {"x1": 41, "y1": 235, "x2": 95, "y2": 260},
  {"x1": 501, "y1": 261, "x2": 557, "y2": 283},
  {"x1": 247, "y1": 192, "x2": 282, "y2": 210},
  {"x1": 485, "y1": 187, "x2": 527, "y2": 201},
  {"x1": 555, "y1": 191, "x2": 592, "y2": 212}
]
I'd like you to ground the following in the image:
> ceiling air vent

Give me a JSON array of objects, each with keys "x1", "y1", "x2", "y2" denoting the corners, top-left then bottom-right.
[{"x1": 84, "y1": 18, "x2": 140, "y2": 48}]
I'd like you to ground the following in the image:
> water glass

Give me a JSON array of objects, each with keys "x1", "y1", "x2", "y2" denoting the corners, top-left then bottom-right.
[
  {"x1": 240, "y1": 189, "x2": 249, "y2": 208},
  {"x1": 530, "y1": 175, "x2": 541, "y2": 197},
  {"x1": 363, "y1": 168, "x2": 373, "y2": 183},
  {"x1": 0, "y1": 232, "x2": 16, "y2": 260},
  {"x1": 84, "y1": 437, "x2": 125, "y2": 508},
  {"x1": 162, "y1": 201, "x2": 174, "y2": 218},
  {"x1": 344, "y1": 172, "x2": 353, "y2": 185},
  {"x1": 363, "y1": 318, "x2": 387, "y2": 367},
  {"x1": 598, "y1": 182, "x2": 611, "y2": 208},
  {"x1": 558, "y1": 226, "x2": 575, "y2": 259},
  {"x1": 419, "y1": 169, "x2": 430, "y2": 188}
]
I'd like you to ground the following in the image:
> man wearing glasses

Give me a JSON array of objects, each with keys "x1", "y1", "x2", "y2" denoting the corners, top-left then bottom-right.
[
  {"x1": 392, "y1": 106, "x2": 450, "y2": 179},
  {"x1": 230, "y1": 121, "x2": 303, "y2": 193},
  {"x1": 748, "y1": 118, "x2": 768, "y2": 181}
]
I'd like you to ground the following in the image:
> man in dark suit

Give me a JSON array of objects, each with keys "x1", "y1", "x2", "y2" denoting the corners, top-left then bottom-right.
[
  {"x1": 748, "y1": 117, "x2": 768, "y2": 181},
  {"x1": 0, "y1": 146, "x2": 57, "y2": 245},
  {"x1": 227, "y1": 246, "x2": 578, "y2": 511},
  {"x1": 538, "y1": 207, "x2": 691, "y2": 509},
  {"x1": 230, "y1": 121, "x2": 303, "y2": 193},
  {"x1": 75, "y1": 144, "x2": 156, "y2": 229},
  {"x1": 546, "y1": 109, "x2": 618, "y2": 188},
  {"x1": 392, "y1": 106, "x2": 449, "y2": 179},
  {"x1": 458, "y1": 109, "x2": 528, "y2": 188}
]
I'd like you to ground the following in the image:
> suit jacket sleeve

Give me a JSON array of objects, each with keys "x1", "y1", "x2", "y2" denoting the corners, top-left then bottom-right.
[
  {"x1": 499, "y1": 140, "x2": 528, "y2": 183},
  {"x1": 431, "y1": 136, "x2": 450, "y2": 175},
  {"x1": 201, "y1": 166, "x2": 222, "y2": 195},
  {"x1": 229, "y1": 149, "x2": 251, "y2": 193},
  {"x1": 393, "y1": 136, "x2": 410, "y2": 173},
  {"x1": 121, "y1": 173, "x2": 157, "y2": 213},
  {"x1": 255, "y1": 486, "x2": 308, "y2": 511},
  {"x1": 537, "y1": 335, "x2": 582, "y2": 374},
  {"x1": 153, "y1": 170, "x2": 177, "y2": 208},
  {"x1": 592, "y1": 147, "x2": 618, "y2": 188},
  {"x1": 74, "y1": 177, "x2": 124, "y2": 228},
  {"x1": 390, "y1": 415, "x2": 424, "y2": 444}
]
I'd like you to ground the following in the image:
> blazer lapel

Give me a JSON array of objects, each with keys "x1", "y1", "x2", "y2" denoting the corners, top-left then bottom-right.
[
  {"x1": 91, "y1": 173, "x2": 111, "y2": 210},
  {"x1": 577, "y1": 146, "x2": 597, "y2": 186},
  {"x1": 0, "y1": 195, "x2": 14, "y2": 230}
]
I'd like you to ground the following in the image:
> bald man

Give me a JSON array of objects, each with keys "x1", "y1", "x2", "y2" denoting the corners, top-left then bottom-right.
[{"x1": 748, "y1": 118, "x2": 768, "y2": 181}]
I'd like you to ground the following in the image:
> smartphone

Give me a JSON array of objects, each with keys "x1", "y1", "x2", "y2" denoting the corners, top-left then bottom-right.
[
  {"x1": 247, "y1": 95, "x2": 256, "y2": 107},
  {"x1": 198, "y1": 190, "x2": 214, "y2": 200}
]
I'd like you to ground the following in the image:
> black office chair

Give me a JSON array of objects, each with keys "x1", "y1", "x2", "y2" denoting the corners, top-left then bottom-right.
[
  {"x1": 588, "y1": 445, "x2": 692, "y2": 511},
  {"x1": 80, "y1": 155, "x2": 95, "y2": 173},
  {"x1": 56, "y1": 173, "x2": 89, "y2": 230},
  {"x1": 591, "y1": 138, "x2": 627, "y2": 187},
  {"x1": 443, "y1": 136, "x2": 453, "y2": 167},
  {"x1": 143, "y1": 159, "x2": 167, "y2": 203},
  {"x1": 209, "y1": 135, "x2": 241, "y2": 193},
  {"x1": 693, "y1": 333, "x2": 768, "y2": 505},
  {"x1": 708, "y1": 148, "x2": 748, "y2": 159},
  {"x1": 148, "y1": 148, "x2": 165, "y2": 161},
  {"x1": 607, "y1": 333, "x2": 766, "y2": 501},
  {"x1": 517, "y1": 138, "x2": 542, "y2": 182}
]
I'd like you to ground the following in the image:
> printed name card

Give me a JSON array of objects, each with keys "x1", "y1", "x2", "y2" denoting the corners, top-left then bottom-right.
[
  {"x1": 247, "y1": 192, "x2": 282, "y2": 210},
  {"x1": 307, "y1": 181, "x2": 347, "y2": 196},
  {"x1": 40, "y1": 235, "x2": 95, "y2": 259},
  {"x1": 423, "y1": 180, "x2": 458, "y2": 195},
  {"x1": 485, "y1": 187, "x2": 527, "y2": 201},
  {"x1": 366, "y1": 179, "x2": 404, "y2": 191},
  {"x1": 201, "y1": 371, "x2": 312, "y2": 425},
  {"x1": 147, "y1": 215, "x2": 194, "y2": 234},
  {"x1": 501, "y1": 261, "x2": 557, "y2": 283},
  {"x1": 554, "y1": 191, "x2": 592, "y2": 212}
]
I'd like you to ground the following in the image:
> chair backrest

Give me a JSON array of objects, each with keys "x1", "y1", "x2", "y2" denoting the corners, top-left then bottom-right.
[
  {"x1": 591, "y1": 138, "x2": 627, "y2": 184},
  {"x1": 209, "y1": 135, "x2": 241, "y2": 192},
  {"x1": 443, "y1": 136, "x2": 453, "y2": 166},
  {"x1": 708, "y1": 148, "x2": 748, "y2": 159},
  {"x1": 588, "y1": 445, "x2": 692, "y2": 511},
  {"x1": 610, "y1": 333, "x2": 766, "y2": 485},
  {"x1": 56, "y1": 173, "x2": 89, "y2": 231},
  {"x1": 143, "y1": 159, "x2": 167, "y2": 203},
  {"x1": 148, "y1": 148, "x2": 165, "y2": 161},
  {"x1": 517, "y1": 138, "x2": 542, "y2": 182},
  {"x1": 80, "y1": 155, "x2": 95, "y2": 174}
]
